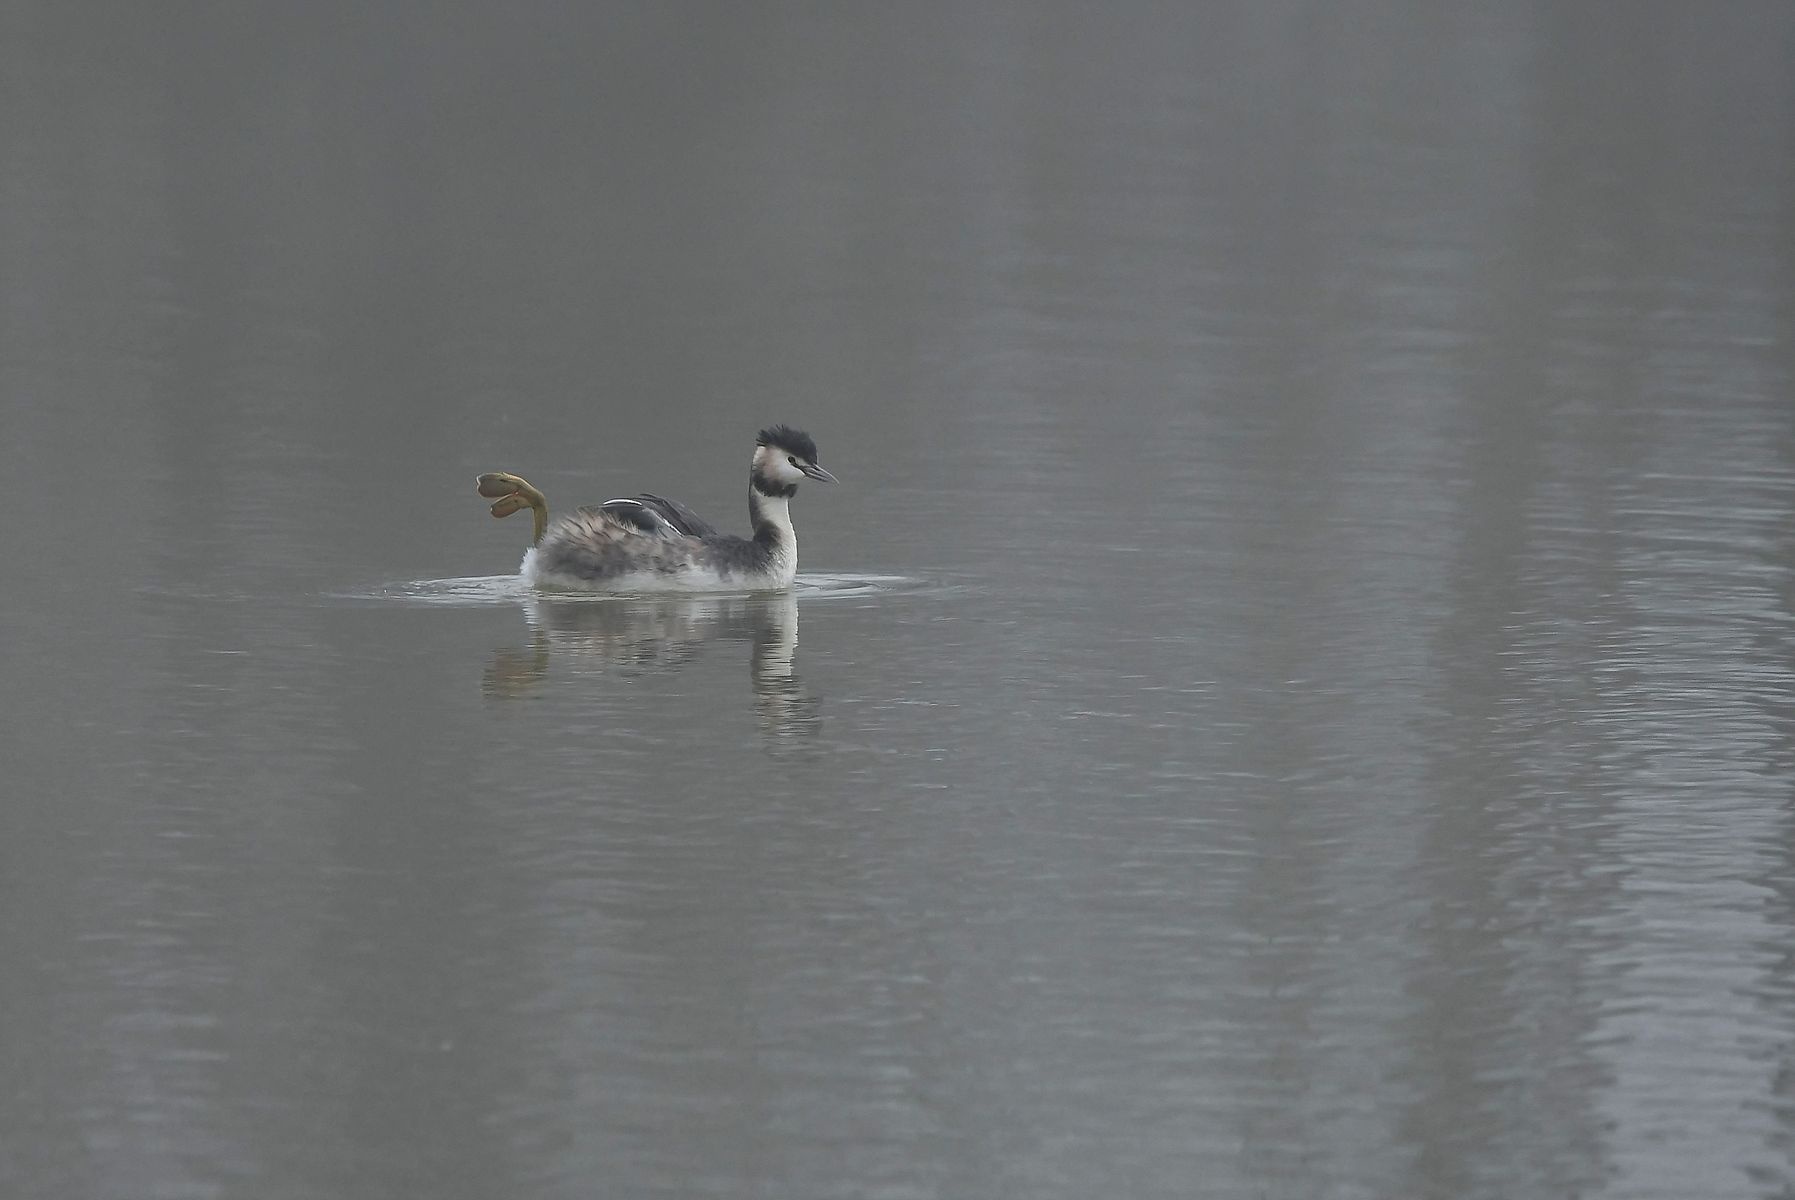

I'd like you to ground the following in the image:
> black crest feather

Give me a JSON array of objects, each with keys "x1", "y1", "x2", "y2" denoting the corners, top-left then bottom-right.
[{"x1": 756, "y1": 424, "x2": 819, "y2": 463}]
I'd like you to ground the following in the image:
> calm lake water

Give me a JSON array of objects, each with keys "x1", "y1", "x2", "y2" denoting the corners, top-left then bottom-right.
[{"x1": 5, "y1": 3, "x2": 1795, "y2": 1198}]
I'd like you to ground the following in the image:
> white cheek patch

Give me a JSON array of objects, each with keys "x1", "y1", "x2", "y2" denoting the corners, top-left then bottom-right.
[{"x1": 756, "y1": 447, "x2": 807, "y2": 485}]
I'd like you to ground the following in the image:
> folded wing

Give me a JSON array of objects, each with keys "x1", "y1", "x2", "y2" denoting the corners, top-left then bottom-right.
[{"x1": 594, "y1": 494, "x2": 719, "y2": 538}]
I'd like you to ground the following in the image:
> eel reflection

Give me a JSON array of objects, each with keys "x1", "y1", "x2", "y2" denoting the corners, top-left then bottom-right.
[{"x1": 484, "y1": 591, "x2": 819, "y2": 742}]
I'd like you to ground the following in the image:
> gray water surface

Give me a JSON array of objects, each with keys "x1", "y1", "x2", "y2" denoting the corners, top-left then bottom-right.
[{"x1": 5, "y1": 4, "x2": 1795, "y2": 1199}]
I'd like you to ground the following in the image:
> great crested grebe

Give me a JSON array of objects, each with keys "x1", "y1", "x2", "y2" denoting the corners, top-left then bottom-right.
[{"x1": 475, "y1": 425, "x2": 836, "y2": 592}]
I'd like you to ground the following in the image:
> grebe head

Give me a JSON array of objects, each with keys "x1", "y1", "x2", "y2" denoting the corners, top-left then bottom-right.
[{"x1": 753, "y1": 425, "x2": 836, "y2": 495}]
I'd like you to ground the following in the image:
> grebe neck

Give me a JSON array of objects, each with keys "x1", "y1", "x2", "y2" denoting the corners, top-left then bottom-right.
[{"x1": 749, "y1": 474, "x2": 797, "y2": 582}]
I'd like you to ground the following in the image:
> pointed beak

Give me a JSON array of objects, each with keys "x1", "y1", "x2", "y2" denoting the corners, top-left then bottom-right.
[{"x1": 800, "y1": 463, "x2": 837, "y2": 483}]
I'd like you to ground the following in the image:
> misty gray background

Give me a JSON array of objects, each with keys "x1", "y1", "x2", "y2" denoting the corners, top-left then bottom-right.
[{"x1": 4, "y1": 3, "x2": 1795, "y2": 1199}]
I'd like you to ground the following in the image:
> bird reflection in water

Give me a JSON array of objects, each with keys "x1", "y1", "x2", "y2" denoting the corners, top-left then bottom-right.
[{"x1": 484, "y1": 591, "x2": 820, "y2": 743}]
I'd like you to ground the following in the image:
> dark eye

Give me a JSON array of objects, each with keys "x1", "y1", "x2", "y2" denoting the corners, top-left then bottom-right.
[{"x1": 788, "y1": 456, "x2": 798, "y2": 466}]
